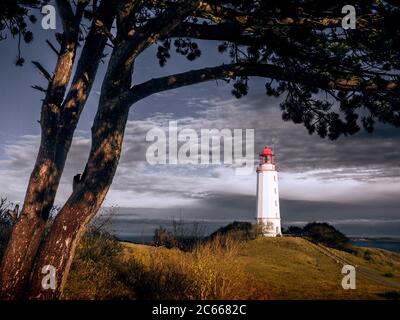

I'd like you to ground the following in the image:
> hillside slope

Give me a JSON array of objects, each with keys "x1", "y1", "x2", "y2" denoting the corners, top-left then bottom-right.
[
  {"x1": 122, "y1": 237, "x2": 400, "y2": 299},
  {"x1": 64, "y1": 235, "x2": 400, "y2": 300},
  {"x1": 237, "y1": 237, "x2": 400, "y2": 299}
]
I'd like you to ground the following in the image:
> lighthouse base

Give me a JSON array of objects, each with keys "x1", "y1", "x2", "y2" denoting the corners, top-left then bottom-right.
[{"x1": 256, "y1": 218, "x2": 282, "y2": 237}]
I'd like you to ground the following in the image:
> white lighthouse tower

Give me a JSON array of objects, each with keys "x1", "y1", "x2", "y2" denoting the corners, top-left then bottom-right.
[{"x1": 256, "y1": 146, "x2": 281, "y2": 237}]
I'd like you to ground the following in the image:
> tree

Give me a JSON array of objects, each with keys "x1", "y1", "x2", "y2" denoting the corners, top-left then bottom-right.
[
  {"x1": 0, "y1": 0, "x2": 399, "y2": 300},
  {"x1": 284, "y1": 226, "x2": 304, "y2": 236},
  {"x1": 303, "y1": 222, "x2": 351, "y2": 251},
  {"x1": 0, "y1": 0, "x2": 49, "y2": 65}
]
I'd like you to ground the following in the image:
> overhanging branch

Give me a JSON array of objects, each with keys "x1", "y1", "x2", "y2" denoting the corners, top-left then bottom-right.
[{"x1": 123, "y1": 63, "x2": 398, "y2": 107}]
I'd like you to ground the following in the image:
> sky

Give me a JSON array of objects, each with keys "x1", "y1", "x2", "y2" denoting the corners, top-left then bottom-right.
[{"x1": 0, "y1": 6, "x2": 399, "y2": 237}]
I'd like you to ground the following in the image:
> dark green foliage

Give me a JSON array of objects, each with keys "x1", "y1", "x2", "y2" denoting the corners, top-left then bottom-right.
[
  {"x1": 159, "y1": 0, "x2": 400, "y2": 139},
  {"x1": 153, "y1": 220, "x2": 206, "y2": 251},
  {"x1": 153, "y1": 221, "x2": 259, "y2": 251},
  {"x1": 302, "y1": 222, "x2": 351, "y2": 251},
  {"x1": 76, "y1": 229, "x2": 121, "y2": 263},
  {"x1": 63, "y1": 228, "x2": 135, "y2": 300},
  {"x1": 2, "y1": 0, "x2": 400, "y2": 137},
  {"x1": 153, "y1": 227, "x2": 177, "y2": 249},
  {"x1": 284, "y1": 226, "x2": 304, "y2": 236},
  {"x1": 209, "y1": 221, "x2": 256, "y2": 241}
]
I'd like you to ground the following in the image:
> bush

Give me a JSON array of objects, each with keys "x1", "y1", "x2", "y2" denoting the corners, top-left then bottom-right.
[
  {"x1": 302, "y1": 222, "x2": 352, "y2": 252},
  {"x1": 63, "y1": 229, "x2": 134, "y2": 300},
  {"x1": 208, "y1": 221, "x2": 259, "y2": 241},
  {"x1": 153, "y1": 220, "x2": 206, "y2": 251},
  {"x1": 363, "y1": 250, "x2": 373, "y2": 261},
  {"x1": 154, "y1": 221, "x2": 264, "y2": 251},
  {"x1": 153, "y1": 227, "x2": 177, "y2": 249},
  {"x1": 284, "y1": 226, "x2": 304, "y2": 236}
]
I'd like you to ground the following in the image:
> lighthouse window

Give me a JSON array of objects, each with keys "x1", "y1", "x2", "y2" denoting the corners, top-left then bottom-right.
[
  {"x1": 274, "y1": 188, "x2": 277, "y2": 194},
  {"x1": 275, "y1": 200, "x2": 277, "y2": 206},
  {"x1": 274, "y1": 175, "x2": 276, "y2": 181}
]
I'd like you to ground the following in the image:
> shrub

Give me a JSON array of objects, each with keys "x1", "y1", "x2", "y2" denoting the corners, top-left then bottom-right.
[
  {"x1": 363, "y1": 250, "x2": 373, "y2": 261},
  {"x1": 63, "y1": 229, "x2": 134, "y2": 300},
  {"x1": 302, "y1": 222, "x2": 352, "y2": 252},
  {"x1": 284, "y1": 226, "x2": 304, "y2": 236},
  {"x1": 153, "y1": 227, "x2": 177, "y2": 249},
  {"x1": 153, "y1": 220, "x2": 206, "y2": 251},
  {"x1": 208, "y1": 221, "x2": 259, "y2": 241}
]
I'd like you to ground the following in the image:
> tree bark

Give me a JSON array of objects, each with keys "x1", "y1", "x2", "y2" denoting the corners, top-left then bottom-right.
[
  {"x1": 0, "y1": 34, "x2": 80, "y2": 301},
  {"x1": 0, "y1": 0, "x2": 116, "y2": 299},
  {"x1": 28, "y1": 99, "x2": 129, "y2": 299},
  {"x1": 25, "y1": 2, "x2": 207, "y2": 298}
]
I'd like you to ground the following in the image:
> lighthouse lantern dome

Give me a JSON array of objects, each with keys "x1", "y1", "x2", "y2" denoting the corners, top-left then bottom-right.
[{"x1": 259, "y1": 146, "x2": 274, "y2": 164}]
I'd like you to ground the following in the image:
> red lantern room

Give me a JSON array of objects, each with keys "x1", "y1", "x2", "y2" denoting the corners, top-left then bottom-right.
[{"x1": 259, "y1": 146, "x2": 274, "y2": 165}]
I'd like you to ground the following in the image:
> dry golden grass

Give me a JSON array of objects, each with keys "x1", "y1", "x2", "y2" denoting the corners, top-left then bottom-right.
[
  {"x1": 121, "y1": 235, "x2": 270, "y2": 300},
  {"x1": 63, "y1": 232, "x2": 399, "y2": 300}
]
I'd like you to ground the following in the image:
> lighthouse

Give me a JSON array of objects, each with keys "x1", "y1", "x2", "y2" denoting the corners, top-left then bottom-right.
[{"x1": 256, "y1": 146, "x2": 281, "y2": 237}]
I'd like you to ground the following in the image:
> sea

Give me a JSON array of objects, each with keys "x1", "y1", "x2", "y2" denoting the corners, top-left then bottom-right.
[{"x1": 350, "y1": 239, "x2": 400, "y2": 253}]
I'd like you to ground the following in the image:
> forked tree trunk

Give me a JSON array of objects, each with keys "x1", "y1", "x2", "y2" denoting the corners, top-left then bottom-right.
[
  {"x1": 0, "y1": 1, "x2": 116, "y2": 299},
  {"x1": 1, "y1": 0, "x2": 202, "y2": 300},
  {"x1": 28, "y1": 101, "x2": 129, "y2": 299}
]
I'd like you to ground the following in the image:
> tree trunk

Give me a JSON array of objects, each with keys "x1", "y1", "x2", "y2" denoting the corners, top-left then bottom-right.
[
  {"x1": 0, "y1": 205, "x2": 47, "y2": 299},
  {"x1": 0, "y1": 1, "x2": 116, "y2": 299},
  {"x1": 28, "y1": 100, "x2": 129, "y2": 299},
  {"x1": 0, "y1": 107, "x2": 70, "y2": 300}
]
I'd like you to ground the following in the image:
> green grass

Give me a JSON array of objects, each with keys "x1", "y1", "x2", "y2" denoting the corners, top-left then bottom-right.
[
  {"x1": 237, "y1": 237, "x2": 399, "y2": 299},
  {"x1": 64, "y1": 234, "x2": 400, "y2": 300}
]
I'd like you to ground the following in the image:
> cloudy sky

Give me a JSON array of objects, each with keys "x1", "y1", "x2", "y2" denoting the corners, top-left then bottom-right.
[{"x1": 0, "y1": 10, "x2": 399, "y2": 237}]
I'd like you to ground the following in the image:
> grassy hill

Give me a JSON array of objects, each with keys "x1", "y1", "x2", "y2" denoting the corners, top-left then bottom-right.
[
  {"x1": 63, "y1": 235, "x2": 400, "y2": 300},
  {"x1": 237, "y1": 237, "x2": 399, "y2": 299}
]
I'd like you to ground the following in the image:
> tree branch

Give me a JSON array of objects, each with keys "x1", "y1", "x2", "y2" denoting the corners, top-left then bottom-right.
[
  {"x1": 31, "y1": 85, "x2": 47, "y2": 93},
  {"x1": 102, "y1": 0, "x2": 204, "y2": 98},
  {"x1": 124, "y1": 63, "x2": 399, "y2": 107},
  {"x1": 32, "y1": 61, "x2": 52, "y2": 81},
  {"x1": 46, "y1": 39, "x2": 60, "y2": 56}
]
